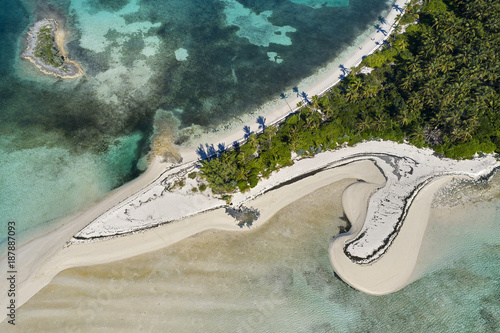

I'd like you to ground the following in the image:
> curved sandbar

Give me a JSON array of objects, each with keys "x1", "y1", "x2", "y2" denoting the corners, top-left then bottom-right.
[
  {"x1": 71, "y1": 141, "x2": 498, "y2": 297},
  {"x1": 330, "y1": 176, "x2": 457, "y2": 295},
  {"x1": 22, "y1": 19, "x2": 83, "y2": 79}
]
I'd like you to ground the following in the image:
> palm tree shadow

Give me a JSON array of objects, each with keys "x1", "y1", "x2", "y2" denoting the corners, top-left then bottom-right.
[
  {"x1": 280, "y1": 92, "x2": 293, "y2": 112},
  {"x1": 196, "y1": 144, "x2": 208, "y2": 160},
  {"x1": 301, "y1": 91, "x2": 311, "y2": 105},
  {"x1": 206, "y1": 143, "x2": 217, "y2": 157},
  {"x1": 243, "y1": 125, "x2": 253, "y2": 139},
  {"x1": 339, "y1": 64, "x2": 350, "y2": 79},
  {"x1": 232, "y1": 141, "x2": 240, "y2": 150},
  {"x1": 393, "y1": 4, "x2": 403, "y2": 13},
  {"x1": 256, "y1": 116, "x2": 266, "y2": 132},
  {"x1": 217, "y1": 143, "x2": 226, "y2": 153},
  {"x1": 375, "y1": 24, "x2": 388, "y2": 36}
]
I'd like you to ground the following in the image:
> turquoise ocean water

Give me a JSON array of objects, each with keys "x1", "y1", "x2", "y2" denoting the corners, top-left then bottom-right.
[{"x1": 0, "y1": 0, "x2": 395, "y2": 243}]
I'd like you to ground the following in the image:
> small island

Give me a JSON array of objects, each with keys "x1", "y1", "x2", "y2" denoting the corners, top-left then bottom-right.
[{"x1": 22, "y1": 19, "x2": 83, "y2": 79}]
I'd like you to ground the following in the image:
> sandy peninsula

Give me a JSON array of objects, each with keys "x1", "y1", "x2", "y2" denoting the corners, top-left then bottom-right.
[{"x1": 22, "y1": 18, "x2": 83, "y2": 79}]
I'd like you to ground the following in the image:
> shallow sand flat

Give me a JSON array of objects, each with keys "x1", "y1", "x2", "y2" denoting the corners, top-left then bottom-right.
[
  {"x1": 1, "y1": 139, "x2": 498, "y2": 323},
  {"x1": 0, "y1": 179, "x2": 354, "y2": 332},
  {"x1": 329, "y1": 176, "x2": 456, "y2": 295},
  {"x1": 3, "y1": 178, "x2": 498, "y2": 332},
  {"x1": 0, "y1": 157, "x2": 167, "y2": 319}
]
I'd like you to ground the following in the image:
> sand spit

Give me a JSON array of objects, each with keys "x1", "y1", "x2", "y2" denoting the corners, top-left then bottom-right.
[
  {"x1": 75, "y1": 141, "x2": 499, "y2": 263},
  {"x1": 21, "y1": 19, "x2": 83, "y2": 79}
]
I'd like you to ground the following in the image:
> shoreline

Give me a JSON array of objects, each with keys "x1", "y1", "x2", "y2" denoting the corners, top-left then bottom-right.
[
  {"x1": 21, "y1": 18, "x2": 84, "y2": 79},
  {"x1": 174, "y1": 0, "x2": 410, "y2": 160},
  {"x1": 1, "y1": 158, "x2": 383, "y2": 319},
  {"x1": 329, "y1": 176, "x2": 458, "y2": 295}
]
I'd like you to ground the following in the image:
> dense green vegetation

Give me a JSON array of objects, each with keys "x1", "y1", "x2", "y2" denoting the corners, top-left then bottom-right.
[
  {"x1": 200, "y1": 0, "x2": 499, "y2": 195},
  {"x1": 34, "y1": 24, "x2": 65, "y2": 69}
]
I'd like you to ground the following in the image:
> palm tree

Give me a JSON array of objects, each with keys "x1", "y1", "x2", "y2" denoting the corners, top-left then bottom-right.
[
  {"x1": 345, "y1": 89, "x2": 359, "y2": 102},
  {"x1": 247, "y1": 133, "x2": 259, "y2": 150},
  {"x1": 310, "y1": 95, "x2": 321, "y2": 112},
  {"x1": 357, "y1": 116, "x2": 372, "y2": 133},
  {"x1": 263, "y1": 126, "x2": 277, "y2": 149},
  {"x1": 349, "y1": 75, "x2": 363, "y2": 92},
  {"x1": 374, "y1": 115, "x2": 387, "y2": 131},
  {"x1": 410, "y1": 126, "x2": 425, "y2": 142},
  {"x1": 398, "y1": 110, "x2": 411, "y2": 126},
  {"x1": 323, "y1": 105, "x2": 335, "y2": 119}
]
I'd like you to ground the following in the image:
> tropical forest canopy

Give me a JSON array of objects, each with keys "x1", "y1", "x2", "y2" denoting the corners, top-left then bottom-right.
[{"x1": 199, "y1": 0, "x2": 500, "y2": 195}]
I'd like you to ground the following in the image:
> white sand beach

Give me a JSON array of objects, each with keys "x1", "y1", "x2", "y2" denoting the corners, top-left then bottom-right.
[{"x1": 176, "y1": 0, "x2": 411, "y2": 158}]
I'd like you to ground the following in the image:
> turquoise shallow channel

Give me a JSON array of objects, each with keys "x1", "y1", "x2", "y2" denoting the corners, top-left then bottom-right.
[{"x1": 0, "y1": 0, "x2": 395, "y2": 243}]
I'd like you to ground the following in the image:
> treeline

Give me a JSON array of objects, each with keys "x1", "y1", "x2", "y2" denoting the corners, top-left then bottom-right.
[{"x1": 200, "y1": 0, "x2": 500, "y2": 195}]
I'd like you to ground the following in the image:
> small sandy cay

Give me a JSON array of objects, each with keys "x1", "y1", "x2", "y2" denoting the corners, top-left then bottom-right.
[{"x1": 22, "y1": 18, "x2": 83, "y2": 79}]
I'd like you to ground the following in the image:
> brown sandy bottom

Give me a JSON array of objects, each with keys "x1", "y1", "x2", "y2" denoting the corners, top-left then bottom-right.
[{"x1": 4, "y1": 179, "x2": 355, "y2": 332}]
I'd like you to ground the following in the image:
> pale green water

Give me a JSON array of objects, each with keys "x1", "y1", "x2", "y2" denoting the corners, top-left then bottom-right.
[{"x1": 2, "y1": 178, "x2": 498, "y2": 332}]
